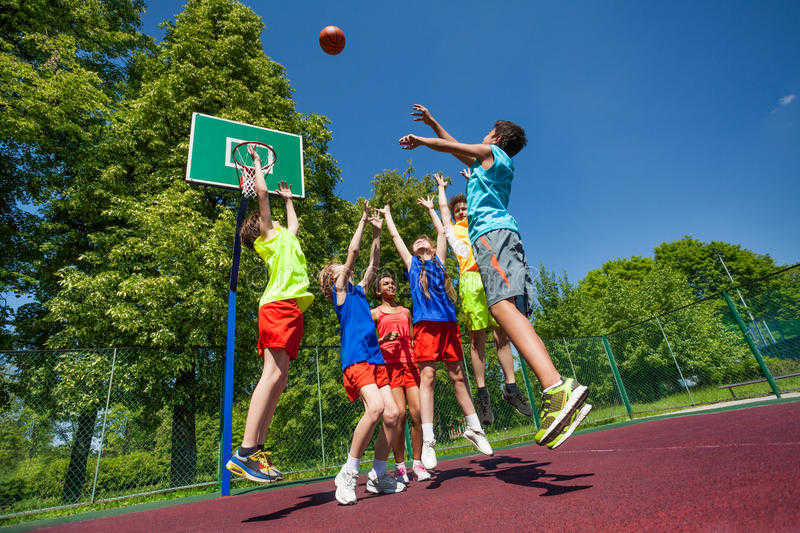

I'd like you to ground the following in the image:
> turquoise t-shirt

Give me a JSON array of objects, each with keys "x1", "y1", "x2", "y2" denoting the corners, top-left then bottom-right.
[{"x1": 466, "y1": 144, "x2": 520, "y2": 243}]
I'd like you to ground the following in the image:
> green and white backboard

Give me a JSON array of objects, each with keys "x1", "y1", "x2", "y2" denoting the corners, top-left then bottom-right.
[{"x1": 186, "y1": 113, "x2": 305, "y2": 197}]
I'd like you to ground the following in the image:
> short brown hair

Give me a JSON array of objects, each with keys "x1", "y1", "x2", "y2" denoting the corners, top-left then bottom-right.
[
  {"x1": 240, "y1": 210, "x2": 261, "y2": 250},
  {"x1": 494, "y1": 120, "x2": 527, "y2": 157},
  {"x1": 448, "y1": 193, "x2": 467, "y2": 217}
]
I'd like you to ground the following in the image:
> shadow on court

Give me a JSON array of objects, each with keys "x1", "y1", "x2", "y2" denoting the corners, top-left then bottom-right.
[{"x1": 242, "y1": 489, "x2": 335, "y2": 523}]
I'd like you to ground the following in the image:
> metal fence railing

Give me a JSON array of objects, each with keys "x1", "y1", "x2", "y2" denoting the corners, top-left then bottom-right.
[{"x1": 2, "y1": 265, "x2": 798, "y2": 523}]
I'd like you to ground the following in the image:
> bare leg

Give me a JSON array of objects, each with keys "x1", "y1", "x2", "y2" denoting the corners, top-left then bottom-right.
[
  {"x1": 445, "y1": 361, "x2": 477, "y2": 416},
  {"x1": 418, "y1": 362, "x2": 436, "y2": 425},
  {"x1": 405, "y1": 385, "x2": 423, "y2": 460},
  {"x1": 348, "y1": 384, "x2": 384, "y2": 459},
  {"x1": 490, "y1": 299, "x2": 561, "y2": 388},
  {"x1": 493, "y1": 328, "x2": 516, "y2": 385},
  {"x1": 469, "y1": 329, "x2": 487, "y2": 388},
  {"x1": 241, "y1": 348, "x2": 290, "y2": 448},
  {"x1": 374, "y1": 385, "x2": 400, "y2": 462},
  {"x1": 390, "y1": 387, "x2": 407, "y2": 463}
]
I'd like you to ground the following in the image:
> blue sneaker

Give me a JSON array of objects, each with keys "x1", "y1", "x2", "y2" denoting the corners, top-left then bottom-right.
[{"x1": 226, "y1": 451, "x2": 278, "y2": 483}]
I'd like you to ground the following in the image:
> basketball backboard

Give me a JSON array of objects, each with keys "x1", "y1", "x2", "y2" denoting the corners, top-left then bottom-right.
[{"x1": 186, "y1": 113, "x2": 305, "y2": 197}]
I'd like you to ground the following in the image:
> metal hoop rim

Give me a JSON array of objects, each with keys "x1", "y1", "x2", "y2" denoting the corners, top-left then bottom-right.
[{"x1": 231, "y1": 141, "x2": 278, "y2": 172}]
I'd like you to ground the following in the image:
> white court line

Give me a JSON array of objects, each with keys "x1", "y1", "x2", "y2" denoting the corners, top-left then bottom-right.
[{"x1": 557, "y1": 441, "x2": 800, "y2": 454}]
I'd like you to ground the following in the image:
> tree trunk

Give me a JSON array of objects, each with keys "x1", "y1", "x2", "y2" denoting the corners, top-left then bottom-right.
[
  {"x1": 61, "y1": 408, "x2": 97, "y2": 503},
  {"x1": 170, "y1": 366, "x2": 197, "y2": 487}
]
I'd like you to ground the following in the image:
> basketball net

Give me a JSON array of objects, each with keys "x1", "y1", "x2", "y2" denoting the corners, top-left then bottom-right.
[{"x1": 232, "y1": 141, "x2": 277, "y2": 199}]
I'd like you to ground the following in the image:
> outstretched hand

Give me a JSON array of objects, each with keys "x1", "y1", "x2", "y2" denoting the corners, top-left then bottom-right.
[
  {"x1": 377, "y1": 202, "x2": 391, "y2": 217},
  {"x1": 417, "y1": 196, "x2": 434, "y2": 210},
  {"x1": 275, "y1": 181, "x2": 292, "y2": 199},
  {"x1": 411, "y1": 104, "x2": 434, "y2": 125},
  {"x1": 434, "y1": 172, "x2": 448, "y2": 188},
  {"x1": 460, "y1": 168, "x2": 472, "y2": 180},
  {"x1": 247, "y1": 143, "x2": 261, "y2": 165},
  {"x1": 367, "y1": 208, "x2": 383, "y2": 230},
  {"x1": 399, "y1": 134, "x2": 422, "y2": 150}
]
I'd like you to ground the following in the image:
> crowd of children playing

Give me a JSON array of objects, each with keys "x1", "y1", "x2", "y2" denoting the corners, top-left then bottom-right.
[{"x1": 225, "y1": 105, "x2": 592, "y2": 505}]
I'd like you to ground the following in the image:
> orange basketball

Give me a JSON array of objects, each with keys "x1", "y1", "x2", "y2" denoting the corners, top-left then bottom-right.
[{"x1": 319, "y1": 25, "x2": 345, "y2": 55}]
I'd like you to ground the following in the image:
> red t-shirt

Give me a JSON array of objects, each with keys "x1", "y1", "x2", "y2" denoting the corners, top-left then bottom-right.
[{"x1": 374, "y1": 306, "x2": 412, "y2": 363}]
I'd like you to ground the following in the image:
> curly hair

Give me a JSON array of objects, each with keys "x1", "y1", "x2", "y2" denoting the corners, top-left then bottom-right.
[
  {"x1": 448, "y1": 193, "x2": 467, "y2": 219},
  {"x1": 239, "y1": 210, "x2": 262, "y2": 250},
  {"x1": 318, "y1": 262, "x2": 341, "y2": 300},
  {"x1": 493, "y1": 120, "x2": 527, "y2": 157}
]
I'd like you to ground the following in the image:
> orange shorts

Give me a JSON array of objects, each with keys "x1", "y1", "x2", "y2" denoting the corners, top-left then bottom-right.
[
  {"x1": 412, "y1": 321, "x2": 464, "y2": 362},
  {"x1": 258, "y1": 299, "x2": 303, "y2": 361},
  {"x1": 385, "y1": 361, "x2": 421, "y2": 389},
  {"x1": 342, "y1": 362, "x2": 389, "y2": 402}
]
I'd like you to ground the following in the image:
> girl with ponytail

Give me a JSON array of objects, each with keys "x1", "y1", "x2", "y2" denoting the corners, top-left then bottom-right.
[{"x1": 380, "y1": 199, "x2": 493, "y2": 474}]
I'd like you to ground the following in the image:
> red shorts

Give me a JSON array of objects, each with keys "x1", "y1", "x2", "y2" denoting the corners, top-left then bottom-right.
[
  {"x1": 342, "y1": 362, "x2": 389, "y2": 402},
  {"x1": 413, "y1": 321, "x2": 464, "y2": 362},
  {"x1": 385, "y1": 361, "x2": 421, "y2": 389},
  {"x1": 258, "y1": 299, "x2": 303, "y2": 361}
]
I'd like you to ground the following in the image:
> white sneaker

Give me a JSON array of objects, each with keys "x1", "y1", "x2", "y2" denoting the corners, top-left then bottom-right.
[
  {"x1": 463, "y1": 427, "x2": 494, "y2": 456},
  {"x1": 334, "y1": 468, "x2": 358, "y2": 505},
  {"x1": 413, "y1": 463, "x2": 431, "y2": 481},
  {"x1": 421, "y1": 439, "x2": 437, "y2": 470},
  {"x1": 395, "y1": 464, "x2": 410, "y2": 484},
  {"x1": 366, "y1": 469, "x2": 406, "y2": 494}
]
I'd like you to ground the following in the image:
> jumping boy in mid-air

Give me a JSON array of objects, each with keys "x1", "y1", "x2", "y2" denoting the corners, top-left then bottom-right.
[
  {"x1": 400, "y1": 105, "x2": 592, "y2": 449},
  {"x1": 319, "y1": 203, "x2": 406, "y2": 505},
  {"x1": 226, "y1": 145, "x2": 314, "y2": 482},
  {"x1": 433, "y1": 171, "x2": 532, "y2": 427}
]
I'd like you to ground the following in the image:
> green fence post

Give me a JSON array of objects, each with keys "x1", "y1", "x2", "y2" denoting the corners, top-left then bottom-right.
[
  {"x1": 602, "y1": 335, "x2": 633, "y2": 420},
  {"x1": 404, "y1": 418, "x2": 413, "y2": 462},
  {"x1": 722, "y1": 290, "x2": 781, "y2": 398},
  {"x1": 518, "y1": 356, "x2": 541, "y2": 429}
]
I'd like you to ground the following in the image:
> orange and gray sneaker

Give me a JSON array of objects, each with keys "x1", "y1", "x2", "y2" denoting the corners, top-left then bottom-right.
[{"x1": 253, "y1": 450, "x2": 283, "y2": 481}]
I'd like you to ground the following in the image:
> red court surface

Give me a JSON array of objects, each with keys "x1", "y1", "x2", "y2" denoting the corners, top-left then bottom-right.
[{"x1": 39, "y1": 402, "x2": 800, "y2": 532}]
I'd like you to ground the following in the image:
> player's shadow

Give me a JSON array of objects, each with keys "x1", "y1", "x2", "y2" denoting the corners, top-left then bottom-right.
[
  {"x1": 427, "y1": 455, "x2": 593, "y2": 497},
  {"x1": 242, "y1": 489, "x2": 335, "y2": 523}
]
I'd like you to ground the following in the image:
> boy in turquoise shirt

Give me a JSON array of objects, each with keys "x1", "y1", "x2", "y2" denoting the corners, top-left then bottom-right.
[{"x1": 399, "y1": 105, "x2": 592, "y2": 448}]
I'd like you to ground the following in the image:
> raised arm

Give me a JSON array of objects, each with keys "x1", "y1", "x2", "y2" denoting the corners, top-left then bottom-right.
[
  {"x1": 411, "y1": 104, "x2": 474, "y2": 166},
  {"x1": 249, "y1": 145, "x2": 273, "y2": 236},
  {"x1": 276, "y1": 181, "x2": 299, "y2": 235},
  {"x1": 399, "y1": 135, "x2": 493, "y2": 168},
  {"x1": 417, "y1": 196, "x2": 447, "y2": 264},
  {"x1": 360, "y1": 210, "x2": 382, "y2": 288},
  {"x1": 336, "y1": 202, "x2": 369, "y2": 297},
  {"x1": 434, "y1": 173, "x2": 452, "y2": 230},
  {"x1": 379, "y1": 202, "x2": 412, "y2": 271}
]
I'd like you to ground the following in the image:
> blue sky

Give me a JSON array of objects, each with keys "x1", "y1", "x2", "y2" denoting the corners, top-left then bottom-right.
[{"x1": 147, "y1": 1, "x2": 796, "y2": 282}]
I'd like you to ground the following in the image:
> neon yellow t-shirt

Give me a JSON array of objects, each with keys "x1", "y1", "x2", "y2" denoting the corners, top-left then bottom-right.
[{"x1": 253, "y1": 226, "x2": 314, "y2": 312}]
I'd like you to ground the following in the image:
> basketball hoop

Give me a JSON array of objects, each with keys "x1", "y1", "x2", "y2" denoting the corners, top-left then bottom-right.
[{"x1": 231, "y1": 141, "x2": 277, "y2": 198}]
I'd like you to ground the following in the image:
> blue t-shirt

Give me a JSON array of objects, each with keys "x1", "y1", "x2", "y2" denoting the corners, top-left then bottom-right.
[
  {"x1": 407, "y1": 256, "x2": 457, "y2": 324},
  {"x1": 332, "y1": 283, "x2": 384, "y2": 371},
  {"x1": 466, "y1": 144, "x2": 520, "y2": 243}
]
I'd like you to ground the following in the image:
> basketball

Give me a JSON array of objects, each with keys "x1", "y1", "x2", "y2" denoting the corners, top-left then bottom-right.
[{"x1": 319, "y1": 25, "x2": 345, "y2": 55}]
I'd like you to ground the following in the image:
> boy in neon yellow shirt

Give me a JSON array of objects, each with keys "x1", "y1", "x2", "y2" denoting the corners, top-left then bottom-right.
[
  {"x1": 226, "y1": 145, "x2": 314, "y2": 482},
  {"x1": 434, "y1": 172, "x2": 532, "y2": 426}
]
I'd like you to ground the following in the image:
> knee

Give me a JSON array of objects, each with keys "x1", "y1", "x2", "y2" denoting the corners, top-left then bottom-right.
[
  {"x1": 366, "y1": 401, "x2": 384, "y2": 422},
  {"x1": 383, "y1": 401, "x2": 400, "y2": 425},
  {"x1": 420, "y1": 368, "x2": 435, "y2": 386}
]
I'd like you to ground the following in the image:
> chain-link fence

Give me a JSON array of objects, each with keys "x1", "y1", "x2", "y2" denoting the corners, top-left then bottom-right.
[{"x1": 2, "y1": 265, "x2": 798, "y2": 522}]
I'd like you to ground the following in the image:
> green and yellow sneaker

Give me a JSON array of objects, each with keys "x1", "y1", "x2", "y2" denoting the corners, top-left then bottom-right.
[
  {"x1": 546, "y1": 403, "x2": 592, "y2": 449},
  {"x1": 534, "y1": 378, "x2": 589, "y2": 446}
]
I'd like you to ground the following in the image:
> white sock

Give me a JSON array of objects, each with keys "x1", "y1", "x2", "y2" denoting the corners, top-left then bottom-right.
[
  {"x1": 396, "y1": 461, "x2": 406, "y2": 470},
  {"x1": 372, "y1": 459, "x2": 387, "y2": 477},
  {"x1": 344, "y1": 454, "x2": 360, "y2": 473},
  {"x1": 465, "y1": 413, "x2": 482, "y2": 431},
  {"x1": 543, "y1": 380, "x2": 564, "y2": 393},
  {"x1": 422, "y1": 423, "x2": 435, "y2": 441},
  {"x1": 413, "y1": 459, "x2": 423, "y2": 468}
]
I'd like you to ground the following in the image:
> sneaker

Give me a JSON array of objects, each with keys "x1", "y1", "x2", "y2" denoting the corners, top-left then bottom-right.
[
  {"x1": 413, "y1": 463, "x2": 432, "y2": 481},
  {"x1": 502, "y1": 385, "x2": 533, "y2": 417},
  {"x1": 546, "y1": 403, "x2": 593, "y2": 450},
  {"x1": 334, "y1": 468, "x2": 358, "y2": 505},
  {"x1": 395, "y1": 464, "x2": 410, "y2": 484},
  {"x1": 226, "y1": 451, "x2": 276, "y2": 483},
  {"x1": 421, "y1": 439, "x2": 437, "y2": 470},
  {"x1": 463, "y1": 427, "x2": 494, "y2": 456},
  {"x1": 252, "y1": 450, "x2": 283, "y2": 481},
  {"x1": 366, "y1": 470, "x2": 406, "y2": 494},
  {"x1": 475, "y1": 392, "x2": 494, "y2": 427},
  {"x1": 534, "y1": 378, "x2": 590, "y2": 446}
]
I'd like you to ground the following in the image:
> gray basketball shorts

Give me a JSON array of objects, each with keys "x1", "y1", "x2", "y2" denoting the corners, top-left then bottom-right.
[{"x1": 471, "y1": 229, "x2": 536, "y2": 317}]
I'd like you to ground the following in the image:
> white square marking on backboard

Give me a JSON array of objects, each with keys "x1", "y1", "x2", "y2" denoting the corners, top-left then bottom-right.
[{"x1": 225, "y1": 137, "x2": 275, "y2": 173}]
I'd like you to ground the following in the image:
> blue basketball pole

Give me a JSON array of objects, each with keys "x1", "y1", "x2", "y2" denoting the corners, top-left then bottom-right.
[{"x1": 221, "y1": 197, "x2": 249, "y2": 496}]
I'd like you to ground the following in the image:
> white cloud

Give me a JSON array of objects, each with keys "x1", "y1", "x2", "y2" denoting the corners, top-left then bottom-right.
[{"x1": 779, "y1": 94, "x2": 796, "y2": 106}]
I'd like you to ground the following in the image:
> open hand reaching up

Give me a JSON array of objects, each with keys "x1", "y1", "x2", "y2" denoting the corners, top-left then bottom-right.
[
  {"x1": 275, "y1": 181, "x2": 292, "y2": 199},
  {"x1": 460, "y1": 168, "x2": 472, "y2": 180},
  {"x1": 434, "y1": 172, "x2": 448, "y2": 188},
  {"x1": 417, "y1": 196, "x2": 434, "y2": 210},
  {"x1": 411, "y1": 104, "x2": 435, "y2": 126}
]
